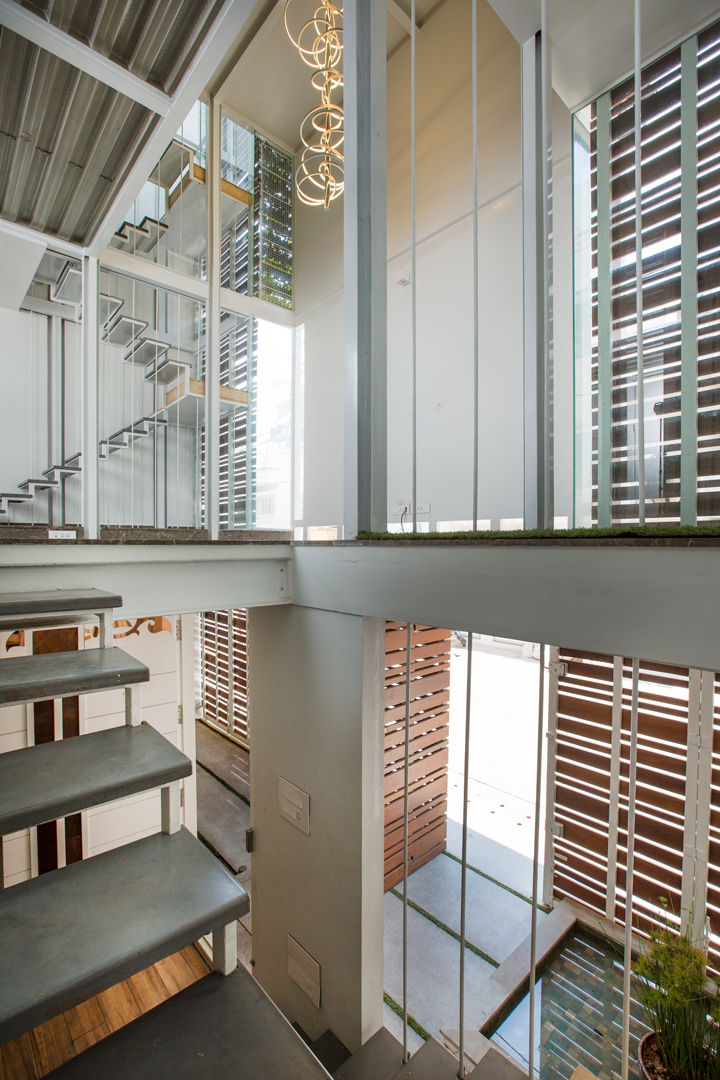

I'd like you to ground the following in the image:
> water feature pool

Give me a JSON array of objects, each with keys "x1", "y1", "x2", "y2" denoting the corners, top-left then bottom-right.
[{"x1": 487, "y1": 929, "x2": 648, "y2": 1080}]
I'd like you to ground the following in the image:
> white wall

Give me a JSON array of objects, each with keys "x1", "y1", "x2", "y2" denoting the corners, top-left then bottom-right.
[
  {"x1": 248, "y1": 605, "x2": 385, "y2": 1050},
  {"x1": 294, "y1": 0, "x2": 574, "y2": 533}
]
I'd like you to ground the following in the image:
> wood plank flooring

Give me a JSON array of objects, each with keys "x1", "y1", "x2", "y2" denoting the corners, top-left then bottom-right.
[{"x1": 0, "y1": 945, "x2": 210, "y2": 1079}]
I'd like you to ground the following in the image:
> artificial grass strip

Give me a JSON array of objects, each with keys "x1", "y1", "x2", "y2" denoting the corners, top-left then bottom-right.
[
  {"x1": 357, "y1": 524, "x2": 720, "y2": 541},
  {"x1": 383, "y1": 992, "x2": 432, "y2": 1042},
  {"x1": 389, "y1": 887, "x2": 500, "y2": 968},
  {"x1": 442, "y1": 850, "x2": 552, "y2": 914}
]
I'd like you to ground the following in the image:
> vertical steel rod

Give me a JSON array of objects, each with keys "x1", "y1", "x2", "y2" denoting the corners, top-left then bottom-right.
[
  {"x1": 410, "y1": 0, "x2": 417, "y2": 532},
  {"x1": 402, "y1": 621, "x2": 412, "y2": 1062},
  {"x1": 679, "y1": 38, "x2": 698, "y2": 525},
  {"x1": 528, "y1": 643, "x2": 546, "y2": 1080},
  {"x1": 458, "y1": 631, "x2": 474, "y2": 1078},
  {"x1": 634, "y1": 0, "x2": 646, "y2": 524},
  {"x1": 622, "y1": 658, "x2": 641, "y2": 1080},
  {"x1": 471, "y1": 0, "x2": 479, "y2": 530}
]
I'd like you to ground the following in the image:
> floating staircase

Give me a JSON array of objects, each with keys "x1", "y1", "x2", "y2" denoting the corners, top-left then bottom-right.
[
  {"x1": 0, "y1": 588, "x2": 249, "y2": 1053},
  {"x1": 333, "y1": 1027, "x2": 527, "y2": 1080}
]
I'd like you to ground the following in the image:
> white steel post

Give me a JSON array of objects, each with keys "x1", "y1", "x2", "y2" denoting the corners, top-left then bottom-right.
[
  {"x1": 681, "y1": 668, "x2": 702, "y2": 932},
  {"x1": 125, "y1": 684, "x2": 141, "y2": 726},
  {"x1": 206, "y1": 96, "x2": 221, "y2": 540},
  {"x1": 213, "y1": 921, "x2": 238, "y2": 975},
  {"x1": 528, "y1": 644, "x2": 546, "y2": 1080},
  {"x1": 343, "y1": 0, "x2": 387, "y2": 537},
  {"x1": 621, "y1": 659, "x2": 641, "y2": 1080},
  {"x1": 606, "y1": 656, "x2": 624, "y2": 920},
  {"x1": 542, "y1": 647, "x2": 560, "y2": 910},
  {"x1": 81, "y1": 254, "x2": 99, "y2": 539}
]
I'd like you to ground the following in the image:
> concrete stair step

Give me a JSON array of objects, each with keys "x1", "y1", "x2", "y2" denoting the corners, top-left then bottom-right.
[
  {"x1": 0, "y1": 587, "x2": 121, "y2": 620},
  {"x1": 0, "y1": 647, "x2": 148, "y2": 706},
  {"x1": 0, "y1": 722, "x2": 191, "y2": 834},
  {"x1": 0, "y1": 827, "x2": 249, "y2": 1044},
  {"x1": 47, "y1": 967, "x2": 330, "y2": 1079},
  {"x1": 334, "y1": 1027, "x2": 404, "y2": 1080},
  {"x1": 392, "y1": 1038, "x2": 459, "y2": 1079},
  {"x1": 467, "y1": 1047, "x2": 527, "y2": 1080},
  {"x1": 309, "y1": 1030, "x2": 351, "y2": 1073}
]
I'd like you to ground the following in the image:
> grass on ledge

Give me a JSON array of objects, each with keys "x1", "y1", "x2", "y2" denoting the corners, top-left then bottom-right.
[{"x1": 357, "y1": 524, "x2": 720, "y2": 541}]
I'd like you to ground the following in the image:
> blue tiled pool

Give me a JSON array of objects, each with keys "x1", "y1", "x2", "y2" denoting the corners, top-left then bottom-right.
[{"x1": 488, "y1": 929, "x2": 648, "y2": 1080}]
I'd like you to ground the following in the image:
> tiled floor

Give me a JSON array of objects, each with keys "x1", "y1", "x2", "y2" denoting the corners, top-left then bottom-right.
[{"x1": 490, "y1": 930, "x2": 647, "y2": 1080}]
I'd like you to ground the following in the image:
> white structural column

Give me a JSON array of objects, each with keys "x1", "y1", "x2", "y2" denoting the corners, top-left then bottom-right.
[
  {"x1": 343, "y1": 0, "x2": 388, "y2": 537},
  {"x1": 521, "y1": 16, "x2": 552, "y2": 530},
  {"x1": 542, "y1": 647, "x2": 561, "y2": 909},
  {"x1": 621, "y1": 658, "x2": 641, "y2": 1080},
  {"x1": 206, "y1": 96, "x2": 222, "y2": 540},
  {"x1": 81, "y1": 255, "x2": 99, "y2": 540},
  {"x1": 49, "y1": 316, "x2": 64, "y2": 528},
  {"x1": 528, "y1": 643, "x2": 546, "y2": 1080}
]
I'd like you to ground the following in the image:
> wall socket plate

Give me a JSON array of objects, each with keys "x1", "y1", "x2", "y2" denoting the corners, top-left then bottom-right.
[{"x1": 278, "y1": 776, "x2": 310, "y2": 835}]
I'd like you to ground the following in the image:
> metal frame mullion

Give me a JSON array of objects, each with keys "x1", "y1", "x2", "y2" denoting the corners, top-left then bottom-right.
[
  {"x1": 681, "y1": 667, "x2": 702, "y2": 932},
  {"x1": 606, "y1": 655, "x2": 624, "y2": 920},
  {"x1": 680, "y1": 37, "x2": 698, "y2": 525},
  {"x1": 692, "y1": 670, "x2": 713, "y2": 943},
  {"x1": 596, "y1": 93, "x2": 612, "y2": 527},
  {"x1": 621, "y1": 658, "x2": 640, "y2": 1080},
  {"x1": 542, "y1": 646, "x2": 560, "y2": 909}
]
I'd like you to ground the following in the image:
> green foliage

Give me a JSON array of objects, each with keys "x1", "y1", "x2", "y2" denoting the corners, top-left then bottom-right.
[
  {"x1": 633, "y1": 920, "x2": 720, "y2": 1080},
  {"x1": 357, "y1": 525, "x2": 720, "y2": 542}
]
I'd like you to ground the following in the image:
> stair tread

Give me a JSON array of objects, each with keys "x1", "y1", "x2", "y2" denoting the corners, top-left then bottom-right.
[
  {"x1": 0, "y1": 722, "x2": 191, "y2": 834},
  {"x1": 0, "y1": 587, "x2": 122, "y2": 619},
  {"x1": 392, "y1": 1038, "x2": 459, "y2": 1080},
  {"x1": 0, "y1": 647, "x2": 148, "y2": 706},
  {"x1": 334, "y1": 1027, "x2": 404, "y2": 1080},
  {"x1": 0, "y1": 827, "x2": 249, "y2": 1044},
  {"x1": 467, "y1": 1047, "x2": 527, "y2": 1080},
  {"x1": 47, "y1": 967, "x2": 328, "y2": 1079}
]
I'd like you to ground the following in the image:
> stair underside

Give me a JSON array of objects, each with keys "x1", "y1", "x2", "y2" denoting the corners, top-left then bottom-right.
[
  {"x1": 0, "y1": 647, "x2": 148, "y2": 706},
  {"x1": 334, "y1": 1027, "x2": 404, "y2": 1080},
  {"x1": 0, "y1": 827, "x2": 248, "y2": 1044},
  {"x1": 0, "y1": 723, "x2": 191, "y2": 835},
  {"x1": 0, "y1": 588, "x2": 121, "y2": 619},
  {"x1": 468, "y1": 1047, "x2": 528, "y2": 1080},
  {"x1": 47, "y1": 967, "x2": 330, "y2": 1079},
  {"x1": 392, "y1": 1038, "x2": 459, "y2": 1079}
]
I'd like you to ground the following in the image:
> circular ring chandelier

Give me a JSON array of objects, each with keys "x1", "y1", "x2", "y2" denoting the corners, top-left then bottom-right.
[{"x1": 285, "y1": 0, "x2": 345, "y2": 208}]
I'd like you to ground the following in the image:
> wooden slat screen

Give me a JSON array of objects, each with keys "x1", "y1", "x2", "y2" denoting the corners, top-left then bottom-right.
[
  {"x1": 708, "y1": 673, "x2": 720, "y2": 974},
  {"x1": 200, "y1": 609, "x2": 249, "y2": 748},
  {"x1": 384, "y1": 623, "x2": 450, "y2": 891},
  {"x1": 553, "y1": 651, "x2": 690, "y2": 940}
]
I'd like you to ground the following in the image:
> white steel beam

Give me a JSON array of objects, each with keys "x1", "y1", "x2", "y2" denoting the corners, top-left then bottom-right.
[
  {"x1": 387, "y1": 0, "x2": 420, "y2": 36},
  {"x1": 292, "y1": 544, "x2": 720, "y2": 672},
  {"x1": 100, "y1": 247, "x2": 209, "y2": 303},
  {"x1": 89, "y1": 0, "x2": 259, "y2": 259},
  {"x1": 0, "y1": 0, "x2": 171, "y2": 116},
  {"x1": 0, "y1": 215, "x2": 81, "y2": 261},
  {"x1": 344, "y1": 0, "x2": 388, "y2": 536}
]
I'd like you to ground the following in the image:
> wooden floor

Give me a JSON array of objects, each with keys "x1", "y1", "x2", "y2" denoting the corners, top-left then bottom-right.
[{"x1": 0, "y1": 945, "x2": 210, "y2": 1079}]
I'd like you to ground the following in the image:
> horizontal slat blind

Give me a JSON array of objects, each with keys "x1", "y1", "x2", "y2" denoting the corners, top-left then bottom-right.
[{"x1": 383, "y1": 622, "x2": 450, "y2": 891}]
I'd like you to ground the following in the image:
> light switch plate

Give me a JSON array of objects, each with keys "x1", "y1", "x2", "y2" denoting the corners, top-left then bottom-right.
[
  {"x1": 288, "y1": 935, "x2": 320, "y2": 1007},
  {"x1": 278, "y1": 776, "x2": 310, "y2": 835}
]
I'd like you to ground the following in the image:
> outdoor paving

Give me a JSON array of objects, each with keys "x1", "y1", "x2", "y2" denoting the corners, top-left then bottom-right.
[
  {"x1": 383, "y1": 891, "x2": 496, "y2": 1042},
  {"x1": 404, "y1": 852, "x2": 546, "y2": 965}
]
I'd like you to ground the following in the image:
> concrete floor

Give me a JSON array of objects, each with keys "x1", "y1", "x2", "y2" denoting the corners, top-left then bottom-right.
[{"x1": 383, "y1": 638, "x2": 546, "y2": 1044}]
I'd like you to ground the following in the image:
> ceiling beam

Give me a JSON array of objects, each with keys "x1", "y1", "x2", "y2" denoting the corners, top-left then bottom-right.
[
  {"x1": 0, "y1": 214, "x2": 83, "y2": 260},
  {"x1": 387, "y1": 0, "x2": 422, "y2": 36},
  {"x1": 88, "y1": 0, "x2": 259, "y2": 259},
  {"x1": 0, "y1": 0, "x2": 172, "y2": 116}
]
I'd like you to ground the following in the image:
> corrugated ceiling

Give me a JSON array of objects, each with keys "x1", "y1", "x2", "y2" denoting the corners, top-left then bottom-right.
[{"x1": 0, "y1": 0, "x2": 225, "y2": 245}]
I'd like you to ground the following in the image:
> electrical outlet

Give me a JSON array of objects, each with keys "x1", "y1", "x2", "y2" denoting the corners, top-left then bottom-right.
[
  {"x1": 415, "y1": 502, "x2": 430, "y2": 514},
  {"x1": 392, "y1": 502, "x2": 411, "y2": 515}
]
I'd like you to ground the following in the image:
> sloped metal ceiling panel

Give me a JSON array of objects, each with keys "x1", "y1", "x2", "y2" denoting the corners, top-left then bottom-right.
[
  {"x1": 0, "y1": 26, "x2": 154, "y2": 243},
  {"x1": 19, "y1": 0, "x2": 225, "y2": 94}
]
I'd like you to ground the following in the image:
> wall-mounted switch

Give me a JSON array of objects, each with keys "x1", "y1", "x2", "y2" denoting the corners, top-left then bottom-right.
[{"x1": 278, "y1": 776, "x2": 310, "y2": 835}]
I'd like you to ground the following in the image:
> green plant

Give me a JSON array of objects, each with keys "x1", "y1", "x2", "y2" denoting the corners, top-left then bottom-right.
[{"x1": 633, "y1": 919, "x2": 719, "y2": 1080}]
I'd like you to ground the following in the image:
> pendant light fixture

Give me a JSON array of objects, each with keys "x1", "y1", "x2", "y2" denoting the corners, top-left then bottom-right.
[{"x1": 284, "y1": 1, "x2": 344, "y2": 208}]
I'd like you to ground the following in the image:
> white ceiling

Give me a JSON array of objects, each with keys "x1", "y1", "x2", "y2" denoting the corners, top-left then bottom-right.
[
  {"x1": 218, "y1": 0, "x2": 438, "y2": 151},
  {"x1": 487, "y1": 0, "x2": 720, "y2": 110}
]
